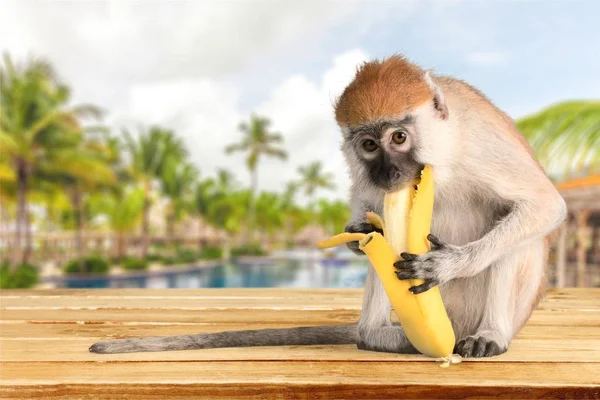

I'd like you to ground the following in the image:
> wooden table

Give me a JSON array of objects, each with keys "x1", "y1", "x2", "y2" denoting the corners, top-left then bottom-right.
[{"x1": 1, "y1": 288, "x2": 599, "y2": 399}]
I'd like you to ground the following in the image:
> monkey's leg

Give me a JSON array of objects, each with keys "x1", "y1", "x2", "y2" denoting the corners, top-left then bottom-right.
[
  {"x1": 455, "y1": 242, "x2": 544, "y2": 358},
  {"x1": 357, "y1": 266, "x2": 417, "y2": 353}
]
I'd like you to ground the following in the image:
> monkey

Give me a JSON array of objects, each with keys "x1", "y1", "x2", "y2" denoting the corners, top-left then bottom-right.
[{"x1": 89, "y1": 55, "x2": 566, "y2": 358}]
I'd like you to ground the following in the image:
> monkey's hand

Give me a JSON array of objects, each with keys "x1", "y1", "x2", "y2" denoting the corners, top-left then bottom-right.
[
  {"x1": 393, "y1": 234, "x2": 469, "y2": 294},
  {"x1": 344, "y1": 222, "x2": 383, "y2": 255}
]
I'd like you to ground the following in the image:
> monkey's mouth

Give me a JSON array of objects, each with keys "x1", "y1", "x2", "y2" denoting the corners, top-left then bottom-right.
[{"x1": 385, "y1": 169, "x2": 424, "y2": 193}]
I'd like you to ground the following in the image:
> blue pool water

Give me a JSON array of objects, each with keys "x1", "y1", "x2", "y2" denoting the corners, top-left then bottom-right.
[{"x1": 60, "y1": 250, "x2": 370, "y2": 289}]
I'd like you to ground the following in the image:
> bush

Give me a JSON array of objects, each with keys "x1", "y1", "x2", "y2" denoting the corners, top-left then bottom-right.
[
  {"x1": 231, "y1": 243, "x2": 267, "y2": 257},
  {"x1": 176, "y1": 249, "x2": 198, "y2": 264},
  {"x1": 199, "y1": 246, "x2": 223, "y2": 260},
  {"x1": 145, "y1": 253, "x2": 163, "y2": 262},
  {"x1": 1, "y1": 262, "x2": 39, "y2": 288},
  {"x1": 64, "y1": 256, "x2": 110, "y2": 275},
  {"x1": 160, "y1": 255, "x2": 177, "y2": 266},
  {"x1": 120, "y1": 257, "x2": 148, "y2": 271}
]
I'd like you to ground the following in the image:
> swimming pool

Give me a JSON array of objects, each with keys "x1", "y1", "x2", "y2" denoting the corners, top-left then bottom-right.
[{"x1": 59, "y1": 251, "x2": 370, "y2": 289}]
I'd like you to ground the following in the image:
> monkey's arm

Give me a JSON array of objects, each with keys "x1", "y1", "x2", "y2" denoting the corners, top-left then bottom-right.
[{"x1": 395, "y1": 136, "x2": 566, "y2": 290}]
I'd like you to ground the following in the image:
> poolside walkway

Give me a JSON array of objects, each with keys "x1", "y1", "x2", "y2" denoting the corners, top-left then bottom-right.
[{"x1": 1, "y1": 288, "x2": 599, "y2": 398}]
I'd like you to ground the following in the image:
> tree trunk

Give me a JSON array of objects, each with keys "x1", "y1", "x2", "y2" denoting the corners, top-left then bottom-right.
[
  {"x1": 11, "y1": 158, "x2": 28, "y2": 269},
  {"x1": 116, "y1": 232, "x2": 126, "y2": 259},
  {"x1": 556, "y1": 222, "x2": 567, "y2": 288},
  {"x1": 248, "y1": 168, "x2": 258, "y2": 243},
  {"x1": 576, "y1": 210, "x2": 590, "y2": 287},
  {"x1": 141, "y1": 191, "x2": 150, "y2": 259},
  {"x1": 166, "y1": 211, "x2": 175, "y2": 248},
  {"x1": 198, "y1": 218, "x2": 210, "y2": 249},
  {"x1": 71, "y1": 188, "x2": 85, "y2": 271}
]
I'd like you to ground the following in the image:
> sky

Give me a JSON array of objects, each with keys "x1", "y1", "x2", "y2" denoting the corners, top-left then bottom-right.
[{"x1": 1, "y1": 0, "x2": 599, "y2": 203}]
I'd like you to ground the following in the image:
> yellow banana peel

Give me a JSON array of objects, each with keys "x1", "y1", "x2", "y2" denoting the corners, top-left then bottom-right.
[{"x1": 317, "y1": 165, "x2": 460, "y2": 366}]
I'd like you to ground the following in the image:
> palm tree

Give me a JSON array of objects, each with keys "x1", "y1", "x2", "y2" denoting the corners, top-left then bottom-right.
[
  {"x1": 297, "y1": 161, "x2": 336, "y2": 211},
  {"x1": 89, "y1": 187, "x2": 145, "y2": 259},
  {"x1": 0, "y1": 53, "x2": 101, "y2": 267},
  {"x1": 160, "y1": 159, "x2": 198, "y2": 244},
  {"x1": 317, "y1": 199, "x2": 351, "y2": 236},
  {"x1": 225, "y1": 115, "x2": 287, "y2": 237},
  {"x1": 192, "y1": 178, "x2": 217, "y2": 248},
  {"x1": 517, "y1": 100, "x2": 600, "y2": 180},
  {"x1": 123, "y1": 126, "x2": 187, "y2": 257},
  {"x1": 255, "y1": 192, "x2": 284, "y2": 244},
  {"x1": 41, "y1": 129, "x2": 115, "y2": 261}
]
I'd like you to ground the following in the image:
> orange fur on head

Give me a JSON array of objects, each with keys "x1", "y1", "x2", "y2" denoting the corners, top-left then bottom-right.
[{"x1": 335, "y1": 55, "x2": 432, "y2": 127}]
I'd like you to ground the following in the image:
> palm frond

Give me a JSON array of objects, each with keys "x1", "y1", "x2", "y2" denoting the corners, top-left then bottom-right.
[{"x1": 517, "y1": 100, "x2": 600, "y2": 178}]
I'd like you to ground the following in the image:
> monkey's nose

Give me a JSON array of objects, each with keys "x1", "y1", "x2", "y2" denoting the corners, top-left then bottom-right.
[{"x1": 389, "y1": 166, "x2": 401, "y2": 181}]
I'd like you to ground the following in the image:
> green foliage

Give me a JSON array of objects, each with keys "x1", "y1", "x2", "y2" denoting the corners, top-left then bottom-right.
[
  {"x1": 231, "y1": 243, "x2": 267, "y2": 257},
  {"x1": 517, "y1": 100, "x2": 600, "y2": 178},
  {"x1": 225, "y1": 115, "x2": 287, "y2": 172},
  {"x1": 159, "y1": 247, "x2": 222, "y2": 266},
  {"x1": 1, "y1": 53, "x2": 103, "y2": 265},
  {"x1": 199, "y1": 246, "x2": 223, "y2": 260},
  {"x1": 88, "y1": 186, "x2": 145, "y2": 232},
  {"x1": 317, "y1": 199, "x2": 351, "y2": 235},
  {"x1": 145, "y1": 253, "x2": 163, "y2": 262},
  {"x1": 0, "y1": 262, "x2": 39, "y2": 289},
  {"x1": 120, "y1": 257, "x2": 149, "y2": 271},
  {"x1": 176, "y1": 249, "x2": 198, "y2": 264},
  {"x1": 160, "y1": 255, "x2": 177, "y2": 266},
  {"x1": 297, "y1": 161, "x2": 335, "y2": 203},
  {"x1": 63, "y1": 256, "x2": 110, "y2": 275}
]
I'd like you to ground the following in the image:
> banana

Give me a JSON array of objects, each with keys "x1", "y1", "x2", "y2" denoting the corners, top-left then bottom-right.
[{"x1": 317, "y1": 165, "x2": 459, "y2": 365}]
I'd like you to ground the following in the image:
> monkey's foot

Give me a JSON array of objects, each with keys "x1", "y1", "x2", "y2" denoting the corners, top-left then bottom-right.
[{"x1": 454, "y1": 334, "x2": 507, "y2": 358}]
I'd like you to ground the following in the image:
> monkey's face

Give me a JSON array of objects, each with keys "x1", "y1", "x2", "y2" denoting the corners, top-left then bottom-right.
[{"x1": 343, "y1": 116, "x2": 423, "y2": 192}]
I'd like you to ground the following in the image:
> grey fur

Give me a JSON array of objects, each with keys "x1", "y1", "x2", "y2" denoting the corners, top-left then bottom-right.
[
  {"x1": 90, "y1": 324, "x2": 357, "y2": 354},
  {"x1": 341, "y1": 72, "x2": 565, "y2": 358}
]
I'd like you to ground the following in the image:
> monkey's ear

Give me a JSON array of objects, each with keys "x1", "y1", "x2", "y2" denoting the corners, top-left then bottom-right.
[{"x1": 424, "y1": 71, "x2": 448, "y2": 120}]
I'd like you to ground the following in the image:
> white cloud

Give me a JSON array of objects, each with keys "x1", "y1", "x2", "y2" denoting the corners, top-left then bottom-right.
[
  {"x1": 0, "y1": 0, "x2": 368, "y2": 203},
  {"x1": 256, "y1": 49, "x2": 369, "y2": 202},
  {"x1": 465, "y1": 51, "x2": 510, "y2": 66},
  {"x1": 0, "y1": 0, "x2": 363, "y2": 121},
  {"x1": 120, "y1": 49, "x2": 369, "y2": 203}
]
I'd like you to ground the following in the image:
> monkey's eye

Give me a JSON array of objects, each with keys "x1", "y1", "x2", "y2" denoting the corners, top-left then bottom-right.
[
  {"x1": 362, "y1": 139, "x2": 378, "y2": 152},
  {"x1": 392, "y1": 130, "x2": 407, "y2": 144}
]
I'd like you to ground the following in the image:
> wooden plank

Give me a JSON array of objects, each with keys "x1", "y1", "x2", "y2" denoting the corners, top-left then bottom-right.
[
  {"x1": 2, "y1": 338, "x2": 600, "y2": 363},
  {"x1": 2, "y1": 384, "x2": 599, "y2": 400},
  {"x1": 0, "y1": 295, "x2": 362, "y2": 309},
  {"x1": 0, "y1": 308, "x2": 360, "y2": 324},
  {"x1": 2, "y1": 321, "x2": 597, "y2": 341},
  {"x1": 1, "y1": 289, "x2": 599, "y2": 399},
  {"x1": 1, "y1": 361, "x2": 598, "y2": 399},
  {"x1": 2, "y1": 292, "x2": 597, "y2": 311},
  {"x1": 0, "y1": 288, "x2": 365, "y2": 298},
  {"x1": 2, "y1": 308, "x2": 598, "y2": 326},
  {"x1": 1, "y1": 287, "x2": 595, "y2": 299}
]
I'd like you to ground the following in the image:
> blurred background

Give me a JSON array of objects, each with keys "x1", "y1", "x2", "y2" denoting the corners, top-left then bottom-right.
[{"x1": 0, "y1": 1, "x2": 598, "y2": 290}]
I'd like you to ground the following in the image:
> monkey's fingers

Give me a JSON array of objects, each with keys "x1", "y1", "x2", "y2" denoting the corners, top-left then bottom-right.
[
  {"x1": 365, "y1": 212, "x2": 386, "y2": 235},
  {"x1": 427, "y1": 234, "x2": 446, "y2": 250},
  {"x1": 399, "y1": 252, "x2": 418, "y2": 262},
  {"x1": 409, "y1": 279, "x2": 438, "y2": 294}
]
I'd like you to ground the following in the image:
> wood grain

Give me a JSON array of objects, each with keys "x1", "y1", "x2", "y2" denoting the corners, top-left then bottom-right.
[{"x1": 1, "y1": 288, "x2": 599, "y2": 399}]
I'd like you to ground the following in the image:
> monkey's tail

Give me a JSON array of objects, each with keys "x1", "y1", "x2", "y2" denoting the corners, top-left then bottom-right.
[{"x1": 89, "y1": 323, "x2": 358, "y2": 354}]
